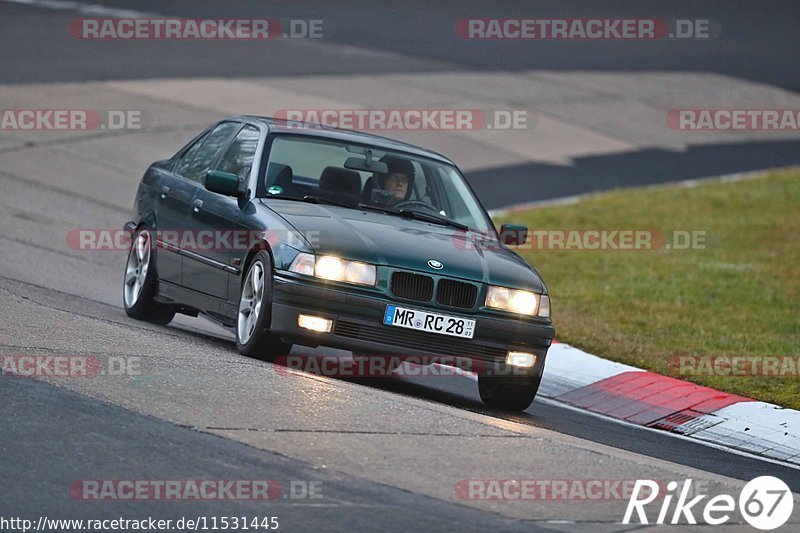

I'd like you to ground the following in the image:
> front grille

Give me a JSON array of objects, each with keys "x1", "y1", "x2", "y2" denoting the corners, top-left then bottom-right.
[
  {"x1": 436, "y1": 279, "x2": 478, "y2": 309},
  {"x1": 334, "y1": 319, "x2": 506, "y2": 363},
  {"x1": 390, "y1": 271, "x2": 434, "y2": 302}
]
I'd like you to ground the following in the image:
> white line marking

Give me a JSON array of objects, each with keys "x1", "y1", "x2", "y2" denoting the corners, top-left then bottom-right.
[
  {"x1": 433, "y1": 355, "x2": 800, "y2": 470},
  {"x1": 535, "y1": 397, "x2": 800, "y2": 472},
  {"x1": 1, "y1": 0, "x2": 159, "y2": 18}
]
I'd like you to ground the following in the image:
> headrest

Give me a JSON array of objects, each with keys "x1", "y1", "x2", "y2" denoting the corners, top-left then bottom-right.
[
  {"x1": 266, "y1": 163, "x2": 293, "y2": 186},
  {"x1": 319, "y1": 166, "x2": 361, "y2": 196}
]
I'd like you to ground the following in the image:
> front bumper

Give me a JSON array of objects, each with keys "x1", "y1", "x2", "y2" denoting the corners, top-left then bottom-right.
[{"x1": 269, "y1": 273, "x2": 555, "y2": 378}]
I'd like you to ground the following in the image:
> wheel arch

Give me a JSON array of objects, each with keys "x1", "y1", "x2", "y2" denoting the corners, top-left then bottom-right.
[
  {"x1": 133, "y1": 210, "x2": 158, "y2": 233},
  {"x1": 240, "y1": 239, "x2": 277, "y2": 288}
]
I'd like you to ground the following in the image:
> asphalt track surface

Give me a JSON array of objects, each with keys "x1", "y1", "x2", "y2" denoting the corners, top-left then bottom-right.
[
  {"x1": 2, "y1": 0, "x2": 800, "y2": 207},
  {"x1": 3, "y1": 375, "x2": 552, "y2": 532},
  {"x1": 1, "y1": 1, "x2": 799, "y2": 530},
  {"x1": 4, "y1": 0, "x2": 799, "y2": 89}
]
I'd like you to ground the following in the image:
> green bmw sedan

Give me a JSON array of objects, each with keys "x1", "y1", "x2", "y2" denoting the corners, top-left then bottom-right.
[{"x1": 123, "y1": 116, "x2": 555, "y2": 410}]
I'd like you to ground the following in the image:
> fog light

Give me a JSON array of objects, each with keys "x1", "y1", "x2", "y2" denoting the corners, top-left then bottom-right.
[
  {"x1": 298, "y1": 314, "x2": 332, "y2": 333},
  {"x1": 506, "y1": 351, "x2": 536, "y2": 368}
]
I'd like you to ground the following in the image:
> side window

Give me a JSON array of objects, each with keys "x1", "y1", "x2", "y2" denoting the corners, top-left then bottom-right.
[
  {"x1": 215, "y1": 125, "x2": 260, "y2": 181},
  {"x1": 174, "y1": 132, "x2": 208, "y2": 177},
  {"x1": 183, "y1": 122, "x2": 239, "y2": 183}
]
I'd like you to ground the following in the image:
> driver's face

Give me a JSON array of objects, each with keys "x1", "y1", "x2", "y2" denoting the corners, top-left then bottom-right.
[{"x1": 383, "y1": 173, "x2": 409, "y2": 201}]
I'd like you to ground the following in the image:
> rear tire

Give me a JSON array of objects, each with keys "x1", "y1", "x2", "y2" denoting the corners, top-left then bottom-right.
[
  {"x1": 123, "y1": 228, "x2": 175, "y2": 325},
  {"x1": 478, "y1": 373, "x2": 542, "y2": 411},
  {"x1": 236, "y1": 251, "x2": 293, "y2": 360}
]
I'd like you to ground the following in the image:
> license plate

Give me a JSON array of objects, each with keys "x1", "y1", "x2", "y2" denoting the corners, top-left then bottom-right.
[{"x1": 383, "y1": 305, "x2": 475, "y2": 339}]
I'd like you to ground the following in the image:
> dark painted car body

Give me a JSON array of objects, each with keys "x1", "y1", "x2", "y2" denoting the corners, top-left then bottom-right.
[{"x1": 126, "y1": 116, "x2": 555, "y2": 382}]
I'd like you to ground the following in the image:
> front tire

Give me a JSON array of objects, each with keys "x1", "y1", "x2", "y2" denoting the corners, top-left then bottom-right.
[
  {"x1": 236, "y1": 251, "x2": 293, "y2": 360},
  {"x1": 478, "y1": 373, "x2": 542, "y2": 411},
  {"x1": 123, "y1": 228, "x2": 175, "y2": 325}
]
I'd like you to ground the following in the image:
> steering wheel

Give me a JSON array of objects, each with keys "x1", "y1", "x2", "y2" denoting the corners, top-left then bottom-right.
[{"x1": 394, "y1": 200, "x2": 438, "y2": 212}]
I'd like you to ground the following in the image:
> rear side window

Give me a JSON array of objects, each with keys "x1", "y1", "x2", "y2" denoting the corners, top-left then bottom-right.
[
  {"x1": 182, "y1": 122, "x2": 239, "y2": 183},
  {"x1": 215, "y1": 125, "x2": 260, "y2": 181}
]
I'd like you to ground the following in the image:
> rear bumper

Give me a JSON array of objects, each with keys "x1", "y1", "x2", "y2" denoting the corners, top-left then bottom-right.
[{"x1": 269, "y1": 273, "x2": 555, "y2": 378}]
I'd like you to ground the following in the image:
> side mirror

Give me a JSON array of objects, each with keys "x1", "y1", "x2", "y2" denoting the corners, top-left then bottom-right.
[
  {"x1": 205, "y1": 170, "x2": 241, "y2": 197},
  {"x1": 500, "y1": 223, "x2": 528, "y2": 246}
]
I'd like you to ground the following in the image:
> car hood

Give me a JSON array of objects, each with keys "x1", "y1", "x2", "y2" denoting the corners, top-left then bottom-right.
[{"x1": 262, "y1": 200, "x2": 545, "y2": 292}]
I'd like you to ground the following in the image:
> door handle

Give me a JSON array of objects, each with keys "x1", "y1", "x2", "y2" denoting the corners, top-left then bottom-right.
[
  {"x1": 192, "y1": 198, "x2": 204, "y2": 213},
  {"x1": 160, "y1": 185, "x2": 170, "y2": 199}
]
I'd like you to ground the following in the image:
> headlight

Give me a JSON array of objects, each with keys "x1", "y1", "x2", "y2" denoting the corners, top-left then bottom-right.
[
  {"x1": 343, "y1": 261, "x2": 377, "y2": 286},
  {"x1": 486, "y1": 286, "x2": 549, "y2": 317},
  {"x1": 289, "y1": 253, "x2": 376, "y2": 286},
  {"x1": 315, "y1": 256, "x2": 345, "y2": 280}
]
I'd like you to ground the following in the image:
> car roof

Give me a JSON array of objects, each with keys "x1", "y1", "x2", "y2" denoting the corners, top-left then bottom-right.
[{"x1": 225, "y1": 115, "x2": 456, "y2": 165}]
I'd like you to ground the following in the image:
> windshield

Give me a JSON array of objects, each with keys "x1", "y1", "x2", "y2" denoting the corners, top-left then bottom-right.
[{"x1": 260, "y1": 135, "x2": 493, "y2": 232}]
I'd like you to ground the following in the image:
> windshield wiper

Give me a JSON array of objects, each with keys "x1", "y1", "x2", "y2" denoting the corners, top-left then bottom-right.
[
  {"x1": 356, "y1": 203, "x2": 398, "y2": 215},
  {"x1": 356, "y1": 203, "x2": 469, "y2": 231},
  {"x1": 274, "y1": 195, "x2": 354, "y2": 209},
  {"x1": 400, "y1": 209, "x2": 469, "y2": 231},
  {"x1": 302, "y1": 195, "x2": 355, "y2": 208},
  {"x1": 272, "y1": 196, "x2": 470, "y2": 231}
]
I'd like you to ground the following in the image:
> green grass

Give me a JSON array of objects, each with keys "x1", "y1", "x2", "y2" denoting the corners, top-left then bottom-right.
[{"x1": 497, "y1": 169, "x2": 800, "y2": 409}]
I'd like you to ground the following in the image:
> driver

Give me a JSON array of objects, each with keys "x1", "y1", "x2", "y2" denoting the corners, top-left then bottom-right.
[{"x1": 377, "y1": 155, "x2": 415, "y2": 207}]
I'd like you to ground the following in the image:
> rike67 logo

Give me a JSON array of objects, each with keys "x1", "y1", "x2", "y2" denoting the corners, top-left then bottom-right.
[{"x1": 624, "y1": 476, "x2": 794, "y2": 529}]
